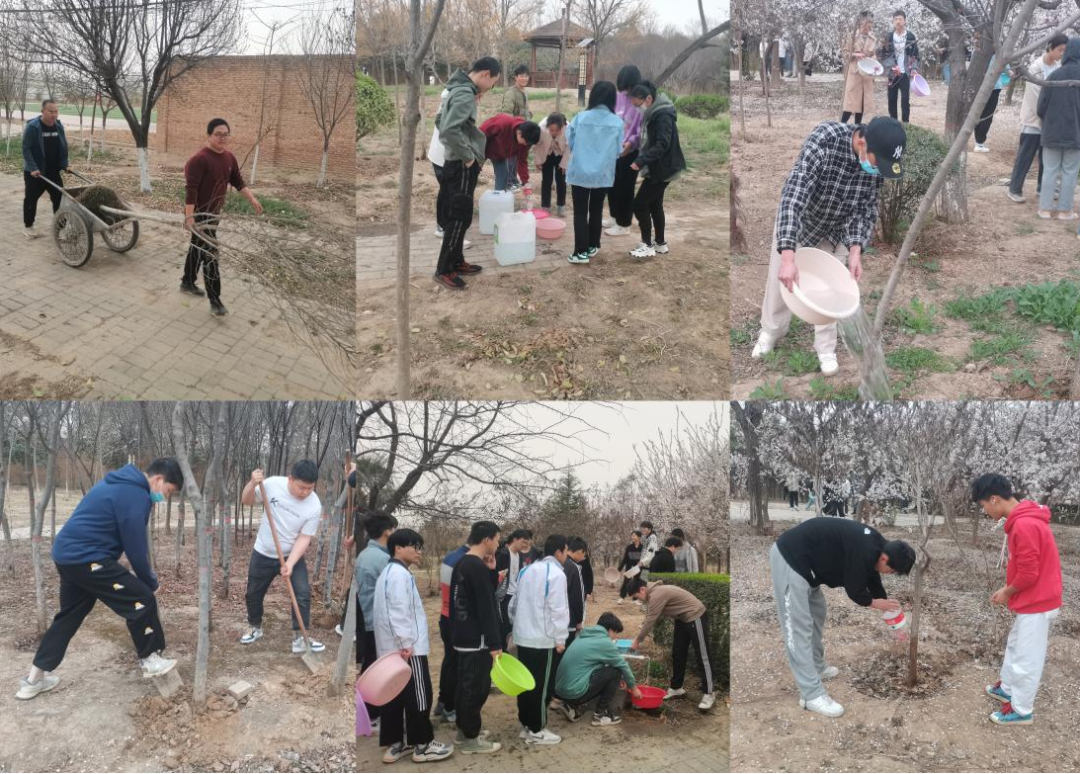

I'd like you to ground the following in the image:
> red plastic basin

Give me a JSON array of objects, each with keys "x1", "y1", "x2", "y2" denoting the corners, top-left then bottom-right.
[{"x1": 630, "y1": 685, "x2": 666, "y2": 709}]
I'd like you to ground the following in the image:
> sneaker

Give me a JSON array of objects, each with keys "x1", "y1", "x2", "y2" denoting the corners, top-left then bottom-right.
[
  {"x1": 15, "y1": 675, "x2": 60, "y2": 700},
  {"x1": 973, "y1": 143, "x2": 990, "y2": 153},
  {"x1": 990, "y1": 702, "x2": 1033, "y2": 725},
  {"x1": 463, "y1": 239, "x2": 473, "y2": 250},
  {"x1": 370, "y1": 718, "x2": 381, "y2": 733},
  {"x1": 435, "y1": 227, "x2": 445, "y2": 238},
  {"x1": 1038, "y1": 210, "x2": 1054, "y2": 219},
  {"x1": 629, "y1": 242, "x2": 656, "y2": 259},
  {"x1": 1057, "y1": 211, "x2": 1079, "y2": 221},
  {"x1": 455, "y1": 728, "x2": 489, "y2": 742},
  {"x1": 698, "y1": 692, "x2": 717, "y2": 710},
  {"x1": 819, "y1": 353, "x2": 839, "y2": 376},
  {"x1": 382, "y1": 743, "x2": 415, "y2": 764},
  {"x1": 606, "y1": 225, "x2": 631, "y2": 236},
  {"x1": 455, "y1": 261, "x2": 483, "y2": 275},
  {"x1": 433, "y1": 272, "x2": 466, "y2": 289},
  {"x1": 799, "y1": 694, "x2": 845, "y2": 718},
  {"x1": 139, "y1": 652, "x2": 177, "y2": 679},
  {"x1": 591, "y1": 712, "x2": 622, "y2": 726},
  {"x1": 334, "y1": 624, "x2": 343, "y2": 636},
  {"x1": 567, "y1": 252, "x2": 590, "y2": 265},
  {"x1": 518, "y1": 725, "x2": 529, "y2": 739},
  {"x1": 587, "y1": 246, "x2": 600, "y2": 258},
  {"x1": 602, "y1": 217, "x2": 615, "y2": 228},
  {"x1": 554, "y1": 699, "x2": 584, "y2": 723},
  {"x1": 412, "y1": 741, "x2": 453, "y2": 763},
  {"x1": 292, "y1": 636, "x2": 326, "y2": 653},
  {"x1": 1006, "y1": 191, "x2": 1025, "y2": 204},
  {"x1": 664, "y1": 687, "x2": 687, "y2": 700},
  {"x1": 507, "y1": 182, "x2": 522, "y2": 192},
  {"x1": 441, "y1": 708, "x2": 458, "y2": 724},
  {"x1": 616, "y1": 598, "x2": 624, "y2": 605},
  {"x1": 180, "y1": 281, "x2": 205, "y2": 297},
  {"x1": 524, "y1": 728, "x2": 561, "y2": 745},
  {"x1": 210, "y1": 301, "x2": 228, "y2": 316},
  {"x1": 653, "y1": 241, "x2": 669, "y2": 255},
  {"x1": 751, "y1": 331, "x2": 777, "y2": 359},
  {"x1": 556, "y1": 206, "x2": 566, "y2": 217},
  {"x1": 986, "y1": 680, "x2": 1011, "y2": 704},
  {"x1": 458, "y1": 737, "x2": 501, "y2": 754},
  {"x1": 819, "y1": 666, "x2": 840, "y2": 680},
  {"x1": 241, "y1": 627, "x2": 264, "y2": 644},
  {"x1": 23, "y1": 226, "x2": 40, "y2": 239}
]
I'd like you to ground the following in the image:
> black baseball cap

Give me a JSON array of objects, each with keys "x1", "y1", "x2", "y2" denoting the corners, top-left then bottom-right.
[{"x1": 863, "y1": 117, "x2": 906, "y2": 179}]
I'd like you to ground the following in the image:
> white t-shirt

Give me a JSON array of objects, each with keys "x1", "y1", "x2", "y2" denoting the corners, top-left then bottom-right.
[
  {"x1": 428, "y1": 88, "x2": 451, "y2": 167},
  {"x1": 253, "y1": 476, "x2": 322, "y2": 558},
  {"x1": 894, "y1": 32, "x2": 907, "y2": 72},
  {"x1": 507, "y1": 550, "x2": 523, "y2": 595}
]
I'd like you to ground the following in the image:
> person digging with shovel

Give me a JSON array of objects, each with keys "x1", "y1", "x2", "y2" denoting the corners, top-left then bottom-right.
[
  {"x1": 239, "y1": 462, "x2": 326, "y2": 656},
  {"x1": 16, "y1": 459, "x2": 183, "y2": 700},
  {"x1": 751, "y1": 116, "x2": 906, "y2": 376},
  {"x1": 768, "y1": 517, "x2": 916, "y2": 718},
  {"x1": 972, "y1": 474, "x2": 1063, "y2": 726}
]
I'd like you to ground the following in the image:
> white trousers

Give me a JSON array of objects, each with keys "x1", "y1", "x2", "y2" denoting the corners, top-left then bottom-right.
[{"x1": 1000, "y1": 608, "x2": 1059, "y2": 715}]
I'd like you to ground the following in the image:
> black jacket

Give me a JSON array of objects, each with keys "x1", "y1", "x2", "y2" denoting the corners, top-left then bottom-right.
[
  {"x1": 775, "y1": 517, "x2": 888, "y2": 606},
  {"x1": 562, "y1": 557, "x2": 586, "y2": 631},
  {"x1": 1037, "y1": 38, "x2": 1080, "y2": 150},
  {"x1": 450, "y1": 553, "x2": 502, "y2": 651},
  {"x1": 649, "y1": 547, "x2": 677, "y2": 574},
  {"x1": 879, "y1": 30, "x2": 920, "y2": 76},
  {"x1": 580, "y1": 556, "x2": 594, "y2": 596},
  {"x1": 637, "y1": 94, "x2": 686, "y2": 183},
  {"x1": 618, "y1": 542, "x2": 642, "y2": 571}
]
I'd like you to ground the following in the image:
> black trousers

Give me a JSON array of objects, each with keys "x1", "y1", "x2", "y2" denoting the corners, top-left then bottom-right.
[
  {"x1": 361, "y1": 628, "x2": 382, "y2": 721},
  {"x1": 33, "y1": 559, "x2": 165, "y2": 671},
  {"x1": 540, "y1": 155, "x2": 566, "y2": 208},
  {"x1": 618, "y1": 575, "x2": 635, "y2": 598},
  {"x1": 380, "y1": 654, "x2": 435, "y2": 748},
  {"x1": 608, "y1": 151, "x2": 640, "y2": 227},
  {"x1": 671, "y1": 612, "x2": 715, "y2": 694},
  {"x1": 23, "y1": 170, "x2": 63, "y2": 227},
  {"x1": 840, "y1": 111, "x2": 863, "y2": 125},
  {"x1": 633, "y1": 179, "x2": 669, "y2": 246},
  {"x1": 182, "y1": 214, "x2": 222, "y2": 305},
  {"x1": 437, "y1": 618, "x2": 458, "y2": 711},
  {"x1": 432, "y1": 163, "x2": 447, "y2": 231},
  {"x1": 887, "y1": 74, "x2": 911, "y2": 123},
  {"x1": 571, "y1": 185, "x2": 605, "y2": 255},
  {"x1": 244, "y1": 550, "x2": 311, "y2": 630},
  {"x1": 547, "y1": 629, "x2": 577, "y2": 704},
  {"x1": 435, "y1": 160, "x2": 480, "y2": 276},
  {"x1": 498, "y1": 593, "x2": 513, "y2": 649},
  {"x1": 354, "y1": 591, "x2": 363, "y2": 667},
  {"x1": 788, "y1": 490, "x2": 799, "y2": 508},
  {"x1": 516, "y1": 645, "x2": 555, "y2": 733},
  {"x1": 565, "y1": 664, "x2": 624, "y2": 713},
  {"x1": 1010, "y1": 133, "x2": 1045, "y2": 196},
  {"x1": 454, "y1": 649, "x2": 492, "y2": 740},
  {"x1": 974, "y1": 88, "x2": 1001, "y2": 145}
]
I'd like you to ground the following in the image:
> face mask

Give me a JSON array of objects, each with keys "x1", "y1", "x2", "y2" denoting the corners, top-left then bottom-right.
[
  {"x1": 860, "y1": 159, "x2": 880, "y2": 175},
  {"x1": 151, "y1": 491, "x2": 165, "y2": 504}
]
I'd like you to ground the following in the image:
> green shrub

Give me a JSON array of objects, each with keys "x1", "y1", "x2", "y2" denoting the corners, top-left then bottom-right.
[
  {"x1": 876, "y1": 123, "x2": 948, "y2": 244},
  {"x1": 648, "y1": 573, "x2": 730, "y2": 693},
  {"x1": 659, "y1": 88, "x2": 679, "y2": 104},
  {"x1": 675, "y1": 94, "x2": 728, "y2": 119},
  {"x1": 356, "y1": 72, "x2": 394, "y2": 141}
]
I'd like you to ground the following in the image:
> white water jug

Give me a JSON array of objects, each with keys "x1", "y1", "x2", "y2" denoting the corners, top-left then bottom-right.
[
  {"x1": 479, "y1": 189, "x2": 515, "y2": 235},
  {"x1": 493, "y1": 211, "x2": 536, "y2": 266}
]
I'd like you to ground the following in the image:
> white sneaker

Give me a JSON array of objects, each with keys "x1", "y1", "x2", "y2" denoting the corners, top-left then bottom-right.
[
  {"x1": 139, "y1": 652, "x2": 177, "y2": 678},
  {"x1": 463, "y1": 239, "x2": 473, "y2": 250},
  {"x1": 819, "y1": 665, "x2": 840, "y2": 680},
  {"x1": 653, "y1": 242, "x2": 669, "y2": 255},
  {"x1": 602, "y1": 217, "x2": 615, "y2": 228},
  {"x1": 800, "y1": 693, "x2": 845, "y2": 717},
  {"x1": 15, "y1": 675, "x2": 60, "y2": 700},
  {"x1": 629, "y1": 242, "x2": 656, "y2": 258},
  {"x1": 1006, "y1": 192, "x2": 1025, "y2": 204},
  {"x1": 605, "y1": 225, "x2": 631, "y2": 236},
  {"x1": 334, "y1": 624, "x2": 343, "y2": 636},
  {"x1": 698, "y1": 692, "x2": 716, "y2": 710},
  {"x1": 434, "y1": 227, "x2": 445, "y2": 238},
  {"x1": 664, "y1": 687, "x2": 687, "y2": 699},
  {"x1": 240, "y1": 627, "x2": 263, "y2": 644},
  {"x1": 973, "y1": 143, "x2": 989, "y2": 153},
  {"x1": 23, "y1": 226, "x2": 40, "y2": 240},
  {"x1": 819, "y1": 353, "x2": 839, "y2": 375},
  {"x1": 292, "y1": 636, "x2": 326, "y2": 653},
  {"x1": 524, "y1": 728, "x2": 561, "y2": 745},
  {"x1": 518, "y1": 725, "x2": 529, "y2": 739},
  {"x1": 751, "y1": 331, "x2": 777, "y2": 359}
]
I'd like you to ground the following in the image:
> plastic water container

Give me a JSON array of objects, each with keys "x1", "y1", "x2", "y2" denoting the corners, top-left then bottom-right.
[
  {"x1": 883, "y1": 609, "x2": 909, "y2": 641},
  {"x1": 479, "y1": 190, "x2": 515, "y2": 235},
  {"x1": 493, "y1": 212, "x2": 536, "y2": 266}
]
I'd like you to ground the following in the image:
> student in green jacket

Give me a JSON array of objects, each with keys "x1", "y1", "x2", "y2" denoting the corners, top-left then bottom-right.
[
  {"x1": 551, "y1": 612, "x2": 643, "y2": 727},
  {"x1": 500, "y1": 65, "x2": 531, "y2": 190}
]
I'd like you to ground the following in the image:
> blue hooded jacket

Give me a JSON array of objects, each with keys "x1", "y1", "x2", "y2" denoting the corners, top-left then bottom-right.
[
  {"x1": 22, "y1": 115, "x2": 69, "y2": 174},
  {"x1": 52, "y1": 464, "x2": 157, "y2": 590}
]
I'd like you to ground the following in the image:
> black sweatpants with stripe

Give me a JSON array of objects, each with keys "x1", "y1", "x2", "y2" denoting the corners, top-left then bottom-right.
[
  {"x1": 670, "y1": 612, "x2": 714, "y2": 694},
  {"x1": 435, "y1": 159, "x2": 480, "y2": 276},
  {"x1": 33, "y1": 559, "x2": 165, "y2": 671},
  {"x1": 516, "y1": 645, "x2": 555, "y2": 733},
  {"x1": 379, "y1": 654, "x2": 435, "y2": 748}
]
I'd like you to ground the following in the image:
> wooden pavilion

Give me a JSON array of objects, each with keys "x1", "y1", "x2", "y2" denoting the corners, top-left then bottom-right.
[{"x1": 524, "y1": 19, "x2": 596, "y2": 89}]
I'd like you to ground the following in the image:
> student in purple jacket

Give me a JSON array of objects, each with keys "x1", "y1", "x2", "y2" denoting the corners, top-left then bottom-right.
[{"x1": 603, "y1": 65, "x2": 645, "y2": 237}]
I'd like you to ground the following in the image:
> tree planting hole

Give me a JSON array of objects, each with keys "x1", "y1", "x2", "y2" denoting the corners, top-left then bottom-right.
[{"x1": 849, "y1": 650, "x2": 955, "y2": 700}]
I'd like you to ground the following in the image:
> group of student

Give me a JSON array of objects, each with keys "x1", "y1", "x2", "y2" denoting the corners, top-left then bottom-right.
[
  {"x1": 429, "y1": 56, "x2": 687, "y2": 290},
  {"x1": 355, "y1": 517, "x2": 716, "y2": 765},
  {"x1": 615, "y1": 520, "x2": 701, "y2": 599}
]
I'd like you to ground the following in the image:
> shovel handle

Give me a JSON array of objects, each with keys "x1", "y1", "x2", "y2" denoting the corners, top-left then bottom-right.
[{"x1": 257, "y1": 481, "x2": 312, "y2": 647}]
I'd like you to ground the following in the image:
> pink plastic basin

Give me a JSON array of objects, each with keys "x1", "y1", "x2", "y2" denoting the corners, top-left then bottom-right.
[
  {"x1": 537, "y1": 217, "x2": 566, "y2": 240},
  {"x1": 631, "y1": 685, "x2": 666, "y2": 709},
  {"x1": 521, "y1": 208, "x2": 550, "y2": 220},
  {"x1": 356, "y1": 651, "x2": 411, "y2": 706},
  {"x1": 911, "y1": 74, "x2": 930, "y2": 97}
]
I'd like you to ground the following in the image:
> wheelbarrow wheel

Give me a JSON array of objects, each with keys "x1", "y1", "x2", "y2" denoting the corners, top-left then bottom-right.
[
  {"x1": 101, "y1": 219, "x2": 139, "y2": 253},
  {"x1": 53, "y1": 211, "x2": 93, "y2": 268}
]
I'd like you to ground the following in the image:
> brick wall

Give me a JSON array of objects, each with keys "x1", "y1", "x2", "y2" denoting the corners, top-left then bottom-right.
[{"x1": 154, "y1": 55, "x2": 354, "y2": 180}]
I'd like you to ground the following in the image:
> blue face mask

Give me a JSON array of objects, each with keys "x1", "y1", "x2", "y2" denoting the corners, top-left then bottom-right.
[
  {"x1": 151, "y1": 491, "x2": 165, "y2": 504},
  {"x1": 860, "y1": 159, "x2": 880, "y2": 176}
]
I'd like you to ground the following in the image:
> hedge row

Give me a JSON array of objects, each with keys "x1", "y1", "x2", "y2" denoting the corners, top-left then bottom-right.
[{"x1": 649, "y1": 572, "x2": 730, "y2": 693}]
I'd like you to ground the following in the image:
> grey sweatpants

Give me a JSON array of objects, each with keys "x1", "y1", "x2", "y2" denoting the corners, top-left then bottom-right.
[{"x1": 769, "y1": 543, "x2": 827, "y2": 701}]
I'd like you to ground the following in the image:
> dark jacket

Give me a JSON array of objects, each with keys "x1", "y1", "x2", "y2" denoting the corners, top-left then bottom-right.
[
  {"x1": 636, "y1": 94, "x2": 686, "y2": 183},
  {"x1": 775, "y1": 517, "x2": 888, "y2": 606},
  {"x1": 494, "y1": 543, "x2": 538, "y2": 600},
  {"x1": 879, "y1": 30, "x2": 920, "y2": 76},
  {"x1": 52, "y1": 464, "x2": 157, "y2": 591},
  {"x1": 580, "y1": 555, "x2": 594, "y2": 596},
  {"x1": 22, "y1": 115, "x2": 69, "y2": 174},
  {"x1": 649, "y1": 547, "x2": 677, "y2": 574},
  {"x1": 562, "y1": 557, "x2": 586, "y2": 632},
  {"x1": 450, "y1": 553, "x2": 502, "y2": 651},
  {"x1": 618, "y1": 542, "x2": 643, "y2": 571},
  {"x1": 1037, "y1": 38, "x2": 1080, "y2": 149}
]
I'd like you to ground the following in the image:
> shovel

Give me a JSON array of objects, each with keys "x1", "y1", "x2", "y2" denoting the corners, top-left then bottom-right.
[{"x1": 258, "y1": 481, "x2": 323, "y2": 674}]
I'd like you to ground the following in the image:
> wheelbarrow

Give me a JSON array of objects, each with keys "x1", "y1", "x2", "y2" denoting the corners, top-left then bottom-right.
[{"x1": 39, "y1": 170, "x2": 140, "y2": 268}]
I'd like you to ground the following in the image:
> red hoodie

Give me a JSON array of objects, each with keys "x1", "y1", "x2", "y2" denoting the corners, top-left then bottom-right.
[
  {"x1": 480, "y1": 113, "x2": 530, "y2": 184},
  {"x1": 1004, "y1": 500, "x2": 1063, "y2": 614}
]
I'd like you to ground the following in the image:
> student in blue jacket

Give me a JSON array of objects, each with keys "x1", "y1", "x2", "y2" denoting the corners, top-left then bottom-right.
[
  {"x1": 16, "y1": 459, "x2": 184, "y2": 701},
  {"x1": 565, "y1": 81, "x2": 624, "y2": 265}
]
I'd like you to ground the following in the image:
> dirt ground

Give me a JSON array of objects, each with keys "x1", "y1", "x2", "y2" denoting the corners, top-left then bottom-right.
[
  {"x1": 730, "y1": 74, "x2": 1080, "y2": 400},
  {"x1": 357, "y1": 89, "x2": 729, "y2": 400},
  {"x1": 0, "y1": 535, "x2": 354, "y2": 773},
  {"x1": 729, "y1": 521, "x2": 1080, "y2": 773},
  {"x1": 355, "y1": 570, "x2": 729, "y2": 772}
]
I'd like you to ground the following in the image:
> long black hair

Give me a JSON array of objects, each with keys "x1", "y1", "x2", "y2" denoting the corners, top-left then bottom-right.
[
  {"x1": 616, "y1": 65, "x2": 641, "y2": 92},
  {"x1": 588, "y1": 80, "x2": 617, "y2": 112}
]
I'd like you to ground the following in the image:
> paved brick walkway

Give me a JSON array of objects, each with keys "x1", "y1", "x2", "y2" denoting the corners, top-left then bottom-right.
[{"x1": 0, "y1": 174, "x2": 352, "y2": 399}]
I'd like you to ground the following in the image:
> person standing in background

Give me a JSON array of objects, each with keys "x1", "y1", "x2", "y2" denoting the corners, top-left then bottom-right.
[
  {"x1": 841, "y1": 11, "x2": 877, "y2": 125},
  {"x1": 880, "y1": 10, "x2": 920, "y2": 123},
  {"x1": 1006, "y1": 34, "x2": 1067, "y2": 204}
]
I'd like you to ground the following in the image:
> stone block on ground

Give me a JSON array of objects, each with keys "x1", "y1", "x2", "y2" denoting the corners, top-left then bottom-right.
[
  {"x1": 151, "y1": 667, "x2": 184, "y2": 698},
  {"x1": 227, "y1": 680, "x2": 254, "y2": 701}
]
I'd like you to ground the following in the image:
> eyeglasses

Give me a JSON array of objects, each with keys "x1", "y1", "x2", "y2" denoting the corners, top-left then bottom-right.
[{"x1": 212, "y1": 132, "x2": 231, "y2": 139}]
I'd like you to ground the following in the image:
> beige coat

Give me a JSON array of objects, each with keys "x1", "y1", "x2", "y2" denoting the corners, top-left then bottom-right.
[{"x1": 842, "y1": 31, "x2": 878, "y2": 115}]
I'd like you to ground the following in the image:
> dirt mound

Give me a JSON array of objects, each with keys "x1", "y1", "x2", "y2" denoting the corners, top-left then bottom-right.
[{"x1": 849, "y1": 649, "x2": 956, "y2": 700}]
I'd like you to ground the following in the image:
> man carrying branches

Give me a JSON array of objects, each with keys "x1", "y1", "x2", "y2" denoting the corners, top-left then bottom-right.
[{"x1": 239, "y1": 462, "x2": 326, "y2": 655}]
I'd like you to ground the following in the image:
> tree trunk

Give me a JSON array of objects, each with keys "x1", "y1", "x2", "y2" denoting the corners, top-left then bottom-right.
[
  {"x1": 175, "y1": 490, "x2": 186, "y2": 575},
  {"x1": 137, "y1": 146, "x2": 151, "y2": 193},
  {"x1": 32, "y1": 405, "x2": 65, "y2": 636},
  {"x1": 905, "y1": 554, "x2": 929, "y2": 686},
  {"x1": 329, "y1": 574, "x2": 358, "y2": 696}
]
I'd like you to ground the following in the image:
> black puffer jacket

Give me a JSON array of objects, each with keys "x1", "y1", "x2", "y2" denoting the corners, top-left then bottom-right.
[
  {"x1": 636, "y1": 94, "x2": 687, "y2": 183},
  {"x1": 1038, "y1": 38, "x2": 1080, "y2": 149}
]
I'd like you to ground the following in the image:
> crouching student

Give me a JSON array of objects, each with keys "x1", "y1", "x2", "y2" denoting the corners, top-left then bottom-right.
[
  {"x1": 553, "y1": 612, "x2": 643, "y2": 726},
  {"x1": 972, "y1": 474, "x2": 1063, "y2": 726},
  {"x1": 480, "y1": 113, "x2": 540, "y2": 192},
  {"x1": 534, "y1": 113, "x2": 569, "y2": 216},
  {"x1": 373, "y1": 529, "x2": 454, "y2": 764}
]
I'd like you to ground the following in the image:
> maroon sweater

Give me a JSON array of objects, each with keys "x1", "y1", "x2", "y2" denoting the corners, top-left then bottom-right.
[
  {"x1": 480, "y1": 113, "x2": 530, "y2": 184},
  {"x1": 184, "y1": 147, "x2": 246, "y2": 213}
]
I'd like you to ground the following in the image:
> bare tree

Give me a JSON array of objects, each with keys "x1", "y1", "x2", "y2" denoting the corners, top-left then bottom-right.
[
  {"x1": 577, "y1": 0, "x2": 647, "y2": 71},
  {"x1": 246, "y1": 20, "x2": 288, "y2": 186},
  {"x1": 732, "y1": 402, "x2": 771, "y2": 535},
  {"x1": 28, "y1": 402, "x2": 68, "y2": 636}
]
